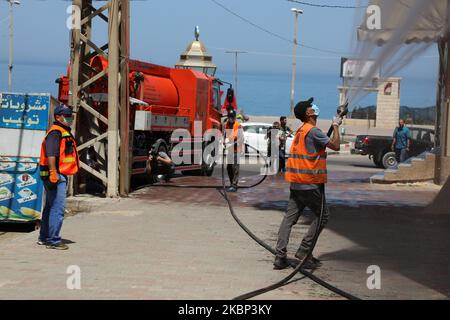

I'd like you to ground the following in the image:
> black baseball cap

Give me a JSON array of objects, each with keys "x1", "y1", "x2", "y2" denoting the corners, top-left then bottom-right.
[
  {"x1": 294, "y1": 97, "x2": 314, "y2": 120},
  {"x1": 227, "y1": 109, "x2": 237, "y2": 119}
]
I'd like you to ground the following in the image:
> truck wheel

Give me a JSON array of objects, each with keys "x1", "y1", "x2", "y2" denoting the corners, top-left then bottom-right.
[{"x1": 382, "y1": 152, "x2": 397, "y2": 169}]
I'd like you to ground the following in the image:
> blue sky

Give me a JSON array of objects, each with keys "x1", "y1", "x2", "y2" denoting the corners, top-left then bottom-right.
[{"x1": 0, "y1": 0, "x2": 439, "y2": 78}]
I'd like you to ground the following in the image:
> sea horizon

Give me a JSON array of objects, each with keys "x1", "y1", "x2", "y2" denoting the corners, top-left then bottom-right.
[{"x1": 0, "y1": 61, "x2": 438, "y2": 120}]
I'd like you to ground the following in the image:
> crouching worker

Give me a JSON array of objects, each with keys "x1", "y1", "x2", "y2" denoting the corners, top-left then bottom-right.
[
  {"x1": 146, "y1": 140, "x2": 175, "y2": 183},
  {"x1": 273, "y1": 98, "x2": 342, "y2": 270},
  {"x1": 38, "y1": 105, "x2": 79, "y2": 250}
]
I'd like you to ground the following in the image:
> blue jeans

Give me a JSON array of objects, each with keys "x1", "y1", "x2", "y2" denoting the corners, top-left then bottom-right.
[
  {"x1": 39, "y1": 174, "x2": 67, "y2": 245},
  {"x1": 395, "y1": 148, "x2": 408, "y2": 163}
]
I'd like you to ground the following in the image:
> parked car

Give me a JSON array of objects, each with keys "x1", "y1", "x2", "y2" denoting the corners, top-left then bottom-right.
[
  {"x1": 352, "y1": 127, "x2": 435, "y2": 169},
  {"x1": 241, "y1": 122, "x2": 271, "y2": 155},
  {"x1": 241, "y1": 122, "x2": 293, "y2": 156}
]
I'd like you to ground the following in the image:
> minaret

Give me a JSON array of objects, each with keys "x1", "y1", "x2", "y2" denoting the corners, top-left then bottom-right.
[{"x1": 175, "y1": 26, "x2": 217, "y2": 76}]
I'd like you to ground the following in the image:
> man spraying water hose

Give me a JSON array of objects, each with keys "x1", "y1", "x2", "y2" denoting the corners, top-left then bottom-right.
[{"x1": 273, "y1": 97, "x2": 342, "y2": 270}]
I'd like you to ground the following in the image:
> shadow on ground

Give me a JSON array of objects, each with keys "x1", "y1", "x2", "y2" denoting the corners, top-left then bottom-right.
[
  {"x1": 0, "y1": 221, "x2": 36, "y2": 233},
  {"x1": 326, "y1": 206, "x2": 450, "y2": 298},
  {"x1": 254, "y1": 200, "x2": 450, "y2": 298}
]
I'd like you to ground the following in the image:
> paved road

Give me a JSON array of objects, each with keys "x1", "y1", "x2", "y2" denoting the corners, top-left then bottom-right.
[
  {"x1": 214, "y1": 154, "x2": 382, "y2": 179},
  {"x1": 1, "y1": 154, "x2": 447, "y2": 299},
  {"x1": 327, "y1": 154, "x2": 382, "y2": 173},
  {"x1": 0, "y1": 154, "x2": 378, "y2": 242}
]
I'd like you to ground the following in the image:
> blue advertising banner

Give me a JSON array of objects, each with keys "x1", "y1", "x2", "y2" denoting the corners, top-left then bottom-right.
[
  {"x1": 0, "y1": 93, "x2": 51, "y2": 222},
  {"x1": 0, "y1": 157, "x2": 43, "y2": 221},
  {"x1": 0, "y1": 93, "x2": 50, "y2": 131}
]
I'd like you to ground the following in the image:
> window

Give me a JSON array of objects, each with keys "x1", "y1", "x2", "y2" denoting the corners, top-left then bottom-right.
[
  {"x1": 243, "y1": 125, "x2": 257, "y2": 134},
  {"x1": 244, "y1": 125, "x2": 271, "y2": 134},
  {"x1": 421, "y1": 130, "x2": 434, "y2": 143},
  {"x1": 212, "y1": 82, "x2": 221, "y2": 110},
  {"x1": 410, "y1": 128, "x2": 420, "y2": 140}
]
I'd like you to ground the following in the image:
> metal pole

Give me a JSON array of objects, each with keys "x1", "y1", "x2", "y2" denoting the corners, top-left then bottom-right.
[
  {"x1": 434, "y1": 0, "x2": 450, "y2": 185},
  {"x1": 290, "y1": 8, "x2": 303, "y2": 117},
  {"x1": 8, "y1": 1, "x2": 13, "y2": 92},
  {"x1": 69, "y1": 1, "x2": 81, "y2": 110},
  {"x1": 234, "y1": 51, "x2": 238, "y2": 100},
  {"x1": 444, "y1": 4, "x2": 450, "y2": 162},
  {"x1": 68, "y1": 0, "x2": 84, "y2": 196},
  {"x1": 445, "y1": 0, "x2": 450, "y2": 162},
  {"x1": 119, "y1": 0, "x2": 130, "y2": 196},
  {"x1": 107, "y1": 0, "x2": 120, "y2": 197},
  {"x1": 225, "y1": 50, "x2": 246, "y2": 102}
]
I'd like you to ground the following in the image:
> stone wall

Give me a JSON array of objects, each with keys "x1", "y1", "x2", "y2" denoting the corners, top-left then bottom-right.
[
  {"x1": 343, "y1": 118, "x2": 376, "y2": 128},
  {"x1": 381, "y1": 152, "x2": 436, "y2": 182},
  {"x1": 439, "y1": 156, "x2": 450, "y2": 183},
  {"x1": 426, "y1": 176, "x2": 450, "y2": 215},
  {"x1": 376, "y1": 78, "x2": 401, "y2": 129}
]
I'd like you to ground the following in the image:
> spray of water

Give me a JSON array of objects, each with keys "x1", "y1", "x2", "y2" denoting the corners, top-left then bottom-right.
[{"x1": 345, "y1": 0, "x2": 447, "y2": 108}]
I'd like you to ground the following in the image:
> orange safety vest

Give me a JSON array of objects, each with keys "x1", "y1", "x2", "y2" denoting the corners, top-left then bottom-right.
[
  {"x1": 39, "y1": 124, "x2": 80, "y2": 179},
  {"x1": 225, "y1": 120, "x2": 243, "y2": 153},
  {"x1": 285, "y1": 123, "x2": 327, "y2": 184}
]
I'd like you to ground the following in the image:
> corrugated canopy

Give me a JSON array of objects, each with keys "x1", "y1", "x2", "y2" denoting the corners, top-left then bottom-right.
[{"x1": 357, "y1": 0, "x2": 449, "y2": 45}]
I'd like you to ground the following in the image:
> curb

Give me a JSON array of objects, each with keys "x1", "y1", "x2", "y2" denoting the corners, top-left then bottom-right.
[
  {"x1": 327, "y1": 142, "x2": 353, "y2": 155},
  {"x1": 65, "y1": 196, "x2": 122, "y2": 215}
]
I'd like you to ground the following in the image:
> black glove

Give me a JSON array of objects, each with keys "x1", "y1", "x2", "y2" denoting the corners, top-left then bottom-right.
[{"x1": 337, "y1": 101, "x2": 349, "y2": 117}]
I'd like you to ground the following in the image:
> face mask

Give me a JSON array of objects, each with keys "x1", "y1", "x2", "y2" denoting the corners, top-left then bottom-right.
[
  {"x1": 63, "y1": 116, "x2": 74, "y2": 127},
  {"x1": 311, "y1": 104, "x2": 320, "y2": 117}
]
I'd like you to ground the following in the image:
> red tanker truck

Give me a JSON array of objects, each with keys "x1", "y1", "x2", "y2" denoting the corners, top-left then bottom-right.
[{"x1": 56, "y1": 55, "x2": 237, "y2": 183}]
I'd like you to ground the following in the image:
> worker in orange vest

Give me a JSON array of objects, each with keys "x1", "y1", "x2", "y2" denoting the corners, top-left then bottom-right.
[
  {"x1": 273, "y1": 98, "x2": 342, "y2": 270},
  {"x1": 224, "y1": 109, "x2": 244, "y2": 192},
  {"x1": 38, "y1": 105, "x2": 79, "y2": 250}
]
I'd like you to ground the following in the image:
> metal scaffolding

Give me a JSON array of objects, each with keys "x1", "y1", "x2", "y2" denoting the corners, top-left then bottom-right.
[{"x1": 69, "y1": 0, "x2": 130, "y2": 197}]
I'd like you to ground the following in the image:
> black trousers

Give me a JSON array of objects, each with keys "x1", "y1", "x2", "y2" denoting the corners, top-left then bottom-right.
[
  {"x1": 227, "y1": 163, "x2": 239, "y2": 188},
  {"x1": 226, "y1": 152, "x2": 239, "y2": 188}
]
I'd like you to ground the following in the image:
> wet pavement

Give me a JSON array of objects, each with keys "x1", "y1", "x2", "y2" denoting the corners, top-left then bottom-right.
[
  {"x1": 1, "y1": 154, "x2": 448, "y2": 299},
  {"x1": 132, "y1": 169, "x2": 439, "y2": 209},
  {"x1": 127, "y1": 156, "x2": 450, "y2": 299}
]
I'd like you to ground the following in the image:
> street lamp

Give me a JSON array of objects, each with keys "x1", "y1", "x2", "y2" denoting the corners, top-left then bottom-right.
[
  {"x1": 290, "y1": 8, "x2": 303, "y2": 117},
  {"x1": 225, "y1": 50, "x2": 247, "y2": 102},
  {"x1": 6, "y1": 0, "x2": 20, "y2": 92}
]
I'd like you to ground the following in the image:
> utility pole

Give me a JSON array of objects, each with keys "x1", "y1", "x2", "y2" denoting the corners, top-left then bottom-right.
[
  {"x1": 119, "y1": 0, "x2": 130, "y2": 196},
  {"x1": 107, "y1": 0, "x2": 120, "y2": 197},
  {"x1": 225, "y1": 50, "x2": 246, "y2": 101},
  {"x1": 7, "y1": 0, "x2": 20, "y2": 92},
  {"x1": 434, "y1": 0, "x2": 450, "y2": 185},
  {"x1": 69, "y1": 0, "x2": 129, "y2": 197},
  {"x1": 290, "y1": 8, "x2": 303, "y2": 117}
]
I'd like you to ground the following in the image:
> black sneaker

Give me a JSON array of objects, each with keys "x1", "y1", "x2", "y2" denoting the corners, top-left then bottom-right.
[
  {"x1": 310, "y1": 256, "x2": 322, "y2": 266},
  {"x1": 300, "y1": 259, "x2": 320, "y2": 270},
  {"x1": 46, "y1": 243, "x2": 69, "y2": 250},
  {"x1": 295, "y1": 250, "x2": 321, "y2": 269},
  {"x1": 273, "y1": 256, "x2": 290, "y2": 270},
  {"x1": 226, "y1": 186, "x2": 237, "y2": 192},
  {"x1": 294, "y1": 249, "x2": 307, "y2": 261},
  {"x1": 36, "y1": 240, "x2": 48, "y2": 246}
]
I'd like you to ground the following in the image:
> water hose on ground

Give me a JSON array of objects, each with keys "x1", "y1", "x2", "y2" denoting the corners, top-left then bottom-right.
[{"x1": 149, "y1": 141, "x2": 360, "y2": 300}]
